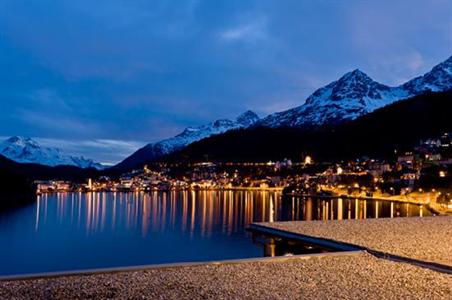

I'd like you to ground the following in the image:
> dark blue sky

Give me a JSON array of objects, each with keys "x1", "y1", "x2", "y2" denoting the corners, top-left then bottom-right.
[{"x1": 0, "y1": 0, "x2": 451, "y2": 163}]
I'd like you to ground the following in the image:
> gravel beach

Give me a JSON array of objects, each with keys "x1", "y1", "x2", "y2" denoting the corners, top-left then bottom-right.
[
  {"x1": 1, "y1": 253, "x2": 451, "y2": 299},
  {"x1": 257, "y1": 216, "x2": 452, "y2": 267}
]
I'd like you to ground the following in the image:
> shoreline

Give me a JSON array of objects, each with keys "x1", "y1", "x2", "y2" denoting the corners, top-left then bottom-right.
[
  {"x1": 0, "y1": 250, "x2": 364, "y2": 282},
  {"x1": 1, "y1": 217, "x2": 451, "y2": 299},
  {"x1": 36, "y1": 186, "x2": 285, "y2": 195}
]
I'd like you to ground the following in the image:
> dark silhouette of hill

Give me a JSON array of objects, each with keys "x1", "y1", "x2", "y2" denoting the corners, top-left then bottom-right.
[
  {"x1": 0, "y1": 156, "x2": 36, "y2": 208},
  {"x1": 0, "y1": 155, "x2": 102, "y2": 207},
  {"x1": 162, "y1": 91, "x2": 452, "y2": 163},
  {"x1": 0, "y1": 155, "x2": 101, "y2": 181},
  {"x1": 0, "y1": 168, "x2": 35, "y2": 208}
]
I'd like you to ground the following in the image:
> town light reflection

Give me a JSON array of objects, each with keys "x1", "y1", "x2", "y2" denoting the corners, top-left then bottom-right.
[
  {"x1": 34, "y1": 191, "x2": 282, "y2": 235},
  {"x1": 34, "y1": 191, "x2": 430, "y2": 235}
]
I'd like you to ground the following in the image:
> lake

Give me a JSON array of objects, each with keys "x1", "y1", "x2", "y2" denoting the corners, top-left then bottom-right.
[{"x1": 0, "y1": 191, "x2": 430, "y2": 276}]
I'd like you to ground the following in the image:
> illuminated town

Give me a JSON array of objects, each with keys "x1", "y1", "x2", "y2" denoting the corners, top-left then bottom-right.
[{"x1": 36, "y1": 132, "x2": 452, "y2": 214}]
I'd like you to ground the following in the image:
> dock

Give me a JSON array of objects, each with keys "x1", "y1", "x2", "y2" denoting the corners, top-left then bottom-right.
[{"x1": 251, "y1": 216, "x2": 452, "y2": 269}]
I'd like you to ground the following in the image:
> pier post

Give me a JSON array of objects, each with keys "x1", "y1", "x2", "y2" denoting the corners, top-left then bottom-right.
[
  {"x1": 355, "y1": 199, "x2": 359, "y2": 219},
  {"x1": 305, "y1": 198, "x2": 313, "y2": 221},
  {"x1": 330, "y1": 200, "x2": 334, "y2": 220},
  {"x1": 375, "y1": 201, "x2": 379, "y2": 219},
  {"x1": 337, "y1": 198, "x2": 343, "y2": 220},
  {"x1": 348, "y1": 200, "x2": 352, "y2": 220},
  {"x1": 363, "y1": 200, "x2": 367, "y2": 219}
]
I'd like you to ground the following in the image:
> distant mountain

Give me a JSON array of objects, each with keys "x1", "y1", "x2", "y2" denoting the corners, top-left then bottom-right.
[
  {"x1": 0, "y1": 154, "x2": 101, "y2": 183},
  {"x1": 165, "y1": 91, "x2": 452, "y2": 163},
  {"x1": 259, "y1": 55, "x2": 452, "y2": 127},
  {"x1": 114, "y1": 110, "x2": 260, "y2": 170},
  {"x1": 0, "y1": 136, "x2": 104, "y2": 169}
]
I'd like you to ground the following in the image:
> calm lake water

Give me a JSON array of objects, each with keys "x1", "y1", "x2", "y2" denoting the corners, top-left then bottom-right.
[{"x1": 0, "y1": 191, "x2": 430, "y2": 276}]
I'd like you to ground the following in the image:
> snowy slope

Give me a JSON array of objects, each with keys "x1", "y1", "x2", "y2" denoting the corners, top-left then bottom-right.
[
  {"x1": 153, "y1": 110, "x2": 260, "y2": 154},
  {"x1": 0, "y1": 136, "x2": 104, "y2": 169},
  {"x1": 402, "y1": 55, "x2": 452, "y2": 94},
  {"x1": 115, "y1": 110, "x2": 259, "y2": 169},
  {"x1": 116, "y1": 55, "x2": 452, "y2": 170},
  {"x1": 259, "y1": 55, "x2": 452, "y2": 127}
]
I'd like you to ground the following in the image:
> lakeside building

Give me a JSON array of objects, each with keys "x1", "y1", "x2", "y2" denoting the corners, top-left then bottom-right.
[{"x1": 33, "y1": 133, "x2": 451, "y2": 211}]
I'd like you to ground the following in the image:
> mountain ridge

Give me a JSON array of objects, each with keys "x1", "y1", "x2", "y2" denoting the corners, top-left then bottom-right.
[
  {"x1": 164, "y1": 91, "x2": 452, "y2": 163},
  {"x1": 258, "y1": 55, "x2": 452, "y2": 127},
  {"x1": 115, "y1": 55, "x2": 452, "y2": 170},
  {"x1": 0, "y1": 136, "x2": 104, "y2": 170},
  {"x1": 113, "y1": 110, "x2": 260, "y2": 170}
]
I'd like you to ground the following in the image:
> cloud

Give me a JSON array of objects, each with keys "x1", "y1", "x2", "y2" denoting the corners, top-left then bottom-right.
[
  {"x1": 219, "y1": 18, "x2": 268, "y2": 42},
  {"x1": 16, "y1": 110, "x2": 99, "y2": 135},
  {"x1": 34, "y1": 138, "x2": 146, "y2": 165},
  {"x1": 345, "y1": 0, "x2": 451, "y2": 85},
  {"x1": 406, "y1": 51, "x2": 425, "y2": 72}
]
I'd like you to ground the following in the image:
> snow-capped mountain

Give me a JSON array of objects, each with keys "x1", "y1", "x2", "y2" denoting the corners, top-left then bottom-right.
[
  {"x1": 259, "y1": 55, "x2": 452, "y2": 127},
  {"x1": 115, "y1": 55, "x2": 452, "y2": 170},
  {"x1": 402, "y1": 55, "x2": 452, "y2": 94},
  {"x1": 0, "y1": 136, "x2": 104, "y2": 169},
  {"x1": 115, "y1": 110, "x2": 260, "y2": 169}
]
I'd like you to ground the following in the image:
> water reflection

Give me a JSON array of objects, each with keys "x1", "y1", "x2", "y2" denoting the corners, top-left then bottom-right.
[
  {"x1": 0, "y1": 190, "x2": 433, "y2": 276},
  {"x1": 35, "y1": 192, "x2": 430, "y2": 236},
  {"x1": 281, "y1": 196, "x2": 431, "y2": 221},
  {"x1": 34, "y1": 191, "x2": 281, "y2": 236},
  {"x1": 252, "y1": 234, "x2": 334, "y2": 257}
]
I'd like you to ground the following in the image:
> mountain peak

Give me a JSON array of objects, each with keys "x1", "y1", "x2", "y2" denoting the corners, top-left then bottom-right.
[
  {"x1": 403, "y1": 54, "x2": 452, "y2": 94},
  {"x1": 432, "y1": 55, "x2": 452, "y2": 73},
  {"x1": 236, "y1": 110, "x2": 259, "y2": 126},
  {"x1": 259, "y1": 55, "x2": 452, "y2": 129},
  {"x1": 349, "y1": 68, "x2": 366, "y2": 76},
  {"x1": 6, "y1": 136, "x2": 39, "y2": 148},
  {"x1": 7, "y1": 136, "x2": 24, "y2": 142},
  {"x1": 442, "y1": 54, "x2": 452, "y2": 64},
  {"x1": 303, "y1": 67, "x2": 391, "y2": 107},
  {"x1": 260, "y1": 68, "x2": 398, "y2": 127},
  {"x1": 8, "y1": 135, "x2": 30, "y2": 143},
  {"x1": 338, "y1": 69, "x2": 373, "y2": 84}
]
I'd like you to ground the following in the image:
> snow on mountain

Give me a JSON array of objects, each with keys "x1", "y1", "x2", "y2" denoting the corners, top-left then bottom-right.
[
  {"x1": 0, "y1": 136, "x2": 104, "y2": 169},
  {"x1": 259, "y1": 55, "x2": 452, "y2": 127},
  {"x1": 115, "y1": 55, "x2": 452, "y2": 170},
  {"x1": 115, "y1": 110, "x2": 260, "y2": 169},
  {"x1": 153, "y1": 110, "x2": 259, "y2": 154},
  {"x1": 402, "y1": 55, "x2": 452, "y2": 94},
  {"x1": 236, "y1": 110, "x2": 261, "y2": 127}
]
